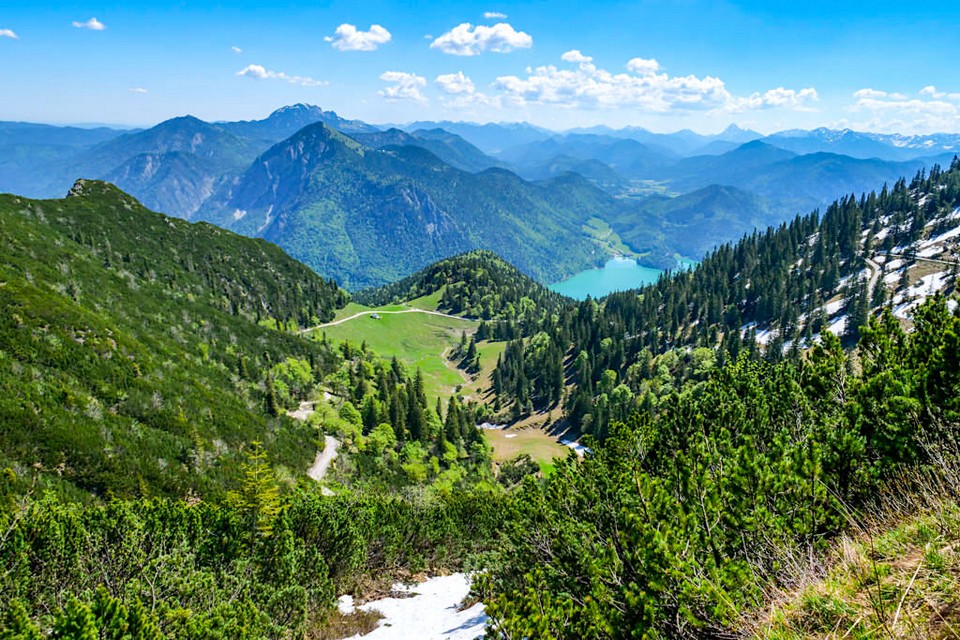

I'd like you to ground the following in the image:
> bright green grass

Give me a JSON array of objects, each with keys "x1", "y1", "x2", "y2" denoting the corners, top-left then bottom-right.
[{"x1": 312, "y1": 306, "x2": 477, "y2": 400}]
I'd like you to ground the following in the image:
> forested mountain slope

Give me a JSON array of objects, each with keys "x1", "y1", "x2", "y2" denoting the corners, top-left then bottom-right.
[
  {"x1": 493, "y1": 160, "x2": 960, "y2": 439},
  {"x1": 198, "y1": 123, "x2": 617, "y2": 289},
  {"x1": 0, "y1": 180, "x2": 348, "y2": 498}
]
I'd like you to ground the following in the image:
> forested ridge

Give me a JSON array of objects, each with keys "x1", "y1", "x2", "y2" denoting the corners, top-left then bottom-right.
[
  {"x1": 493, "y1": 160, "x2": 960, "y2": 438},
  {"x1": 0, "y1": 181, "x2": 505, "y2": 637}
]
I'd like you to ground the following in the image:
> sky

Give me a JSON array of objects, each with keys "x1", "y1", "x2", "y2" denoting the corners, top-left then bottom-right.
[{"x1": 2, "y1": 0, "x2": 960, "y2": 134}]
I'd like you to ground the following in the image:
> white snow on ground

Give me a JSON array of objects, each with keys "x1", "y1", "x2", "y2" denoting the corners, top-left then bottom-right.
[
  {"x1": 915, "y1": 271, "x2": 949, "y2": 295},
  {"x1": 504, "y1": 434, "x2": 517, "y2": 439},
  {"x1": 874, "y1": 227, "x2": 890, "y2": 242},
  {"x1": 884, "y1": 269, "x2": 904, "y2": 284},
  {"x1": 824, "y1": 299, "x2": 844, "y2": 316},
  {"x1": 754, "y1": 328, "x2": 777, "y2": 346},
  {"x1": 917, "y1": 245, "x2": 944, "y2": 258},
  {"x1": 949, "y1": 299, "x2": 959, "y2": 313},
  {"x1": 477, "y1": 422, "x2": 506, "y2": 430},
  {"x1": 826, "y1": 314, "x2": 848, "y2": 336},
  {"x1": 920, "y1": 225, "x2": 960, "y2": 248},
  {"x1": 341, "y1": 574, "x2": 486, "y2": 640},
  {"x1": 561, "y1": 439, "x2": 592, "y2": 456},
  {"x1": 892, "y1": 272, "x2": 951, "y2": 319}
]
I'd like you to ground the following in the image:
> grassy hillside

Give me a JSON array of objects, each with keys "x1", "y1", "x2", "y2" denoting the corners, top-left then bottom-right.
[{"x1": 0, "y1": 180, "x2": 348, "y2": 498}]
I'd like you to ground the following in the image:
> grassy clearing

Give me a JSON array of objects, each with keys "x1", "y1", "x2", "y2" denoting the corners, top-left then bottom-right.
[
  {"x1": 483, "y1": 409, "x2": 571, "y2": 468},
  {"x1": 583, "y1": 216, "x2": 637, "y2": 257},
  {"x1": 753, "y1": 501, "x2": 960, "y2": 639},
  {"x1": 316, "y1": 309, "x2": 476, "y2": 400}
]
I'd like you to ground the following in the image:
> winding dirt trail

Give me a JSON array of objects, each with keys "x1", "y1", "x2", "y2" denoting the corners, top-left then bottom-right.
[
  {"x1": 287, "y1": 400, "x2": 339, "y2": 491},
  {"x1": 299, "y1": 308, "x2": 476, "y2": 334}
]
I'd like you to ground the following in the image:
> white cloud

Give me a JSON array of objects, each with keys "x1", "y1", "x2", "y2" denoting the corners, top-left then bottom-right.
[
  {"x1": 379, "y1": 71, "x2": 427, "y2": 103},
  {"x1": 731, "y1": 87, "x2": 819, "y2": 112},
  {"x1": 236, "y1": 64, "x2": 326, "y2": 87},
  {"x1": 129, "y1": 87, "x2": 148, "y2": 94},
  {"x1": 325, "y1": 24, "x2": 391, "y2": 51},
  {"x1": 560, "y1": 50, "x2": 592, "y2": 64},
  {"x1": 625, "y1": 57, "x2": 660, "y2": 75},
  {"x1": 231, "y1": 46, "x2": 243, "y2": 54},
  {"x1": 494, "y1": 51, "x2": 817, "y2": 114},
  {"x1": 435, "y1": 71, "x2": 475, "y2": 94},
  {"x1": 484, "y1": 11, "x2": 508, "y2": 19},
  {"x1": 72, "y1": 17, "x2": 106, "y2": 31},
  {"x1": 850, "y1": 88, "x2": 960, "y2": 134},
  {"x1": 430, "y1": 22, "x2": 532, "y2": 56},
  {"x1": 0, "y1": 29, "x2": 18, "y2": 39}
]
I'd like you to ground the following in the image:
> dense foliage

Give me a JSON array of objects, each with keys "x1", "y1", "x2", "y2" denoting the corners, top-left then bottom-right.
[
  {"x1": 355, "y1": 250, "x2": 568, "y2": 332},
  {"x1": 0, "y1": 182, "x2": 347, "y2": 498},
  {"x1": 480, "y1": 297, "x2": 960, "y2": 638},
  {"x1": 0, "y1": 486, "x2": 503, "y2": 639},
  {"x1": 495, "y1": 160, "x2": 960, "y2": 436}
]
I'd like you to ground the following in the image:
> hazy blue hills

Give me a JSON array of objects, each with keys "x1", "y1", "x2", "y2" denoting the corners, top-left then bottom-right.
[
  {"x1": 3, "y1": 106, "x2": 960, "y2": 292},
  {"x1": 352, "y1": 127, "x2": 501, "y2": 173},
  {"x1": 399, "y1": 120, "x2": 554, "y2": 154}
]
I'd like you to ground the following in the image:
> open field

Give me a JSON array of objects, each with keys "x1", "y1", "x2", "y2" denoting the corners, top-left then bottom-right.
[{"x1": 312, "y1": 308, "x2": 476, "y2": 400}]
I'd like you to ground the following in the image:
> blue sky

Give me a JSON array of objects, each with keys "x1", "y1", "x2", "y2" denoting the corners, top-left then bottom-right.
[{"x1": 2, "y1": 0, "x2": 959, "y2": 133}]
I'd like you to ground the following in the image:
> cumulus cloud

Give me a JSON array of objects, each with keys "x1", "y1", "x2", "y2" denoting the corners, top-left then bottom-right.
[
  {"x1": 73, "y1": 17, "x2": 106, "y2": 31},
  {"x1": 625, "y1": 57, "x2": 661, "y2": 75},
  {"x1": 236, "y1": 64, "x2": 326, "y2": 87},
  {"x1": 325, "y1": 24, "x2": 391, "y2": 51},
  {"x1": 430, "y1": 22, "x2": 532, "y2": 56},
  {"x1": 850, "y1": 87, "x2": 960, "y2": 134},
  {"x1": 484, "y1": 11, "x2": 508, "y2": 19},
  {"x1": 435, "y1": 71, "x2": 475, "y2": 94},
  {"x1": 379, "y1": 71, "x2": 427, "y2": 103},
  {"x1": 0, "y1": 29, "x2": 18, "y2": 39},
  {"x1": 560, "y1": 50, "x2": 592, "y2": 64},
  {"x1": 129, "y1": 87, "x2": 148, "y2": 94},
  {"x1": 494, "y1": 51, "x2": 817, "y2": 114},
  {"x1": 731, "y1": 87, "x2": 819, "y2": 112},
  {"x1": 231, "y1": 45, "x2": 243, "y2": 54}
]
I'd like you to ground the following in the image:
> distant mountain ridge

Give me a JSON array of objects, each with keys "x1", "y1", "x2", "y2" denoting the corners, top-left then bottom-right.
[
  {"x1": 197, "y1": 122, "x2": 616, "y2": 289},
  {"x1": 3, "y1": 106, "x2": 960, "y2": 292}
]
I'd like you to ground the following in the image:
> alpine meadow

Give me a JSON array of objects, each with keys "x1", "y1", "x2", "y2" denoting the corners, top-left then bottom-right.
[{"x1": 2, "y1": 2, "x2": 960, "y2": 639}]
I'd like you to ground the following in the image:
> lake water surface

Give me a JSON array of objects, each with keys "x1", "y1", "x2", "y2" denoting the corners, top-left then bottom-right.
[{"x1": 549, "y1": 256, "x2": 694, "y2": 300}]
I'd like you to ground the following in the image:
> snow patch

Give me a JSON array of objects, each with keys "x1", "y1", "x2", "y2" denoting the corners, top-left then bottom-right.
[
  {"x1": 824, "y1": 299, "x2": 844, "y2": 316},
  {"x1": 921, "y1": 225, "x2": 960, "y2": 248},
  {"x1": 341, "y1": 574, "x2": 486, "y2": 640},
  {"x1": 477, "y1": 422, "x2": 506, "y2": 430},
  {"x1": 561, "y1": 439, "x2": 592, "y2": 456},
  {"x1": 826, "y1": 314, "x2": 848, "y2": 336}
]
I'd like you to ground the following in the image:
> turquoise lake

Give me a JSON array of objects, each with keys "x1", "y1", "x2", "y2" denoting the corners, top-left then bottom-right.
[{"x1": 549, "y1": 257, "x2": 695, "y2": 300}]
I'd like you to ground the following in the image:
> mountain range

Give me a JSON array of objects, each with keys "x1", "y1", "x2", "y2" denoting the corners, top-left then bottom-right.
[{"x1": 2, "y1": 104, "x2": 959, "y2": 290}]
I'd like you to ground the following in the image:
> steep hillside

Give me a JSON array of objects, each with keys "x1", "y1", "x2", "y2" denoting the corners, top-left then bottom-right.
[
  {"x1": 199, "y1": 123, "x2": 611, "y2": 289},
  {"x1": 67, "y1": 116, "x2": 260, "y2": 217},
  {"x1": 0, "y1": 180, "x2": 348, "y2": 498},
  {"x1": 493, "y1": 160, "x2": 960, "y2": 438},
  {"x1": 612, "y1": 184, "x2": 775, "y2": 258},
  {"x1": 352, "y1": 128, "x2": 500, "y2": 173},
  {"x1": 355, "y1": 249, "x2": 569, "y2": 320}
]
